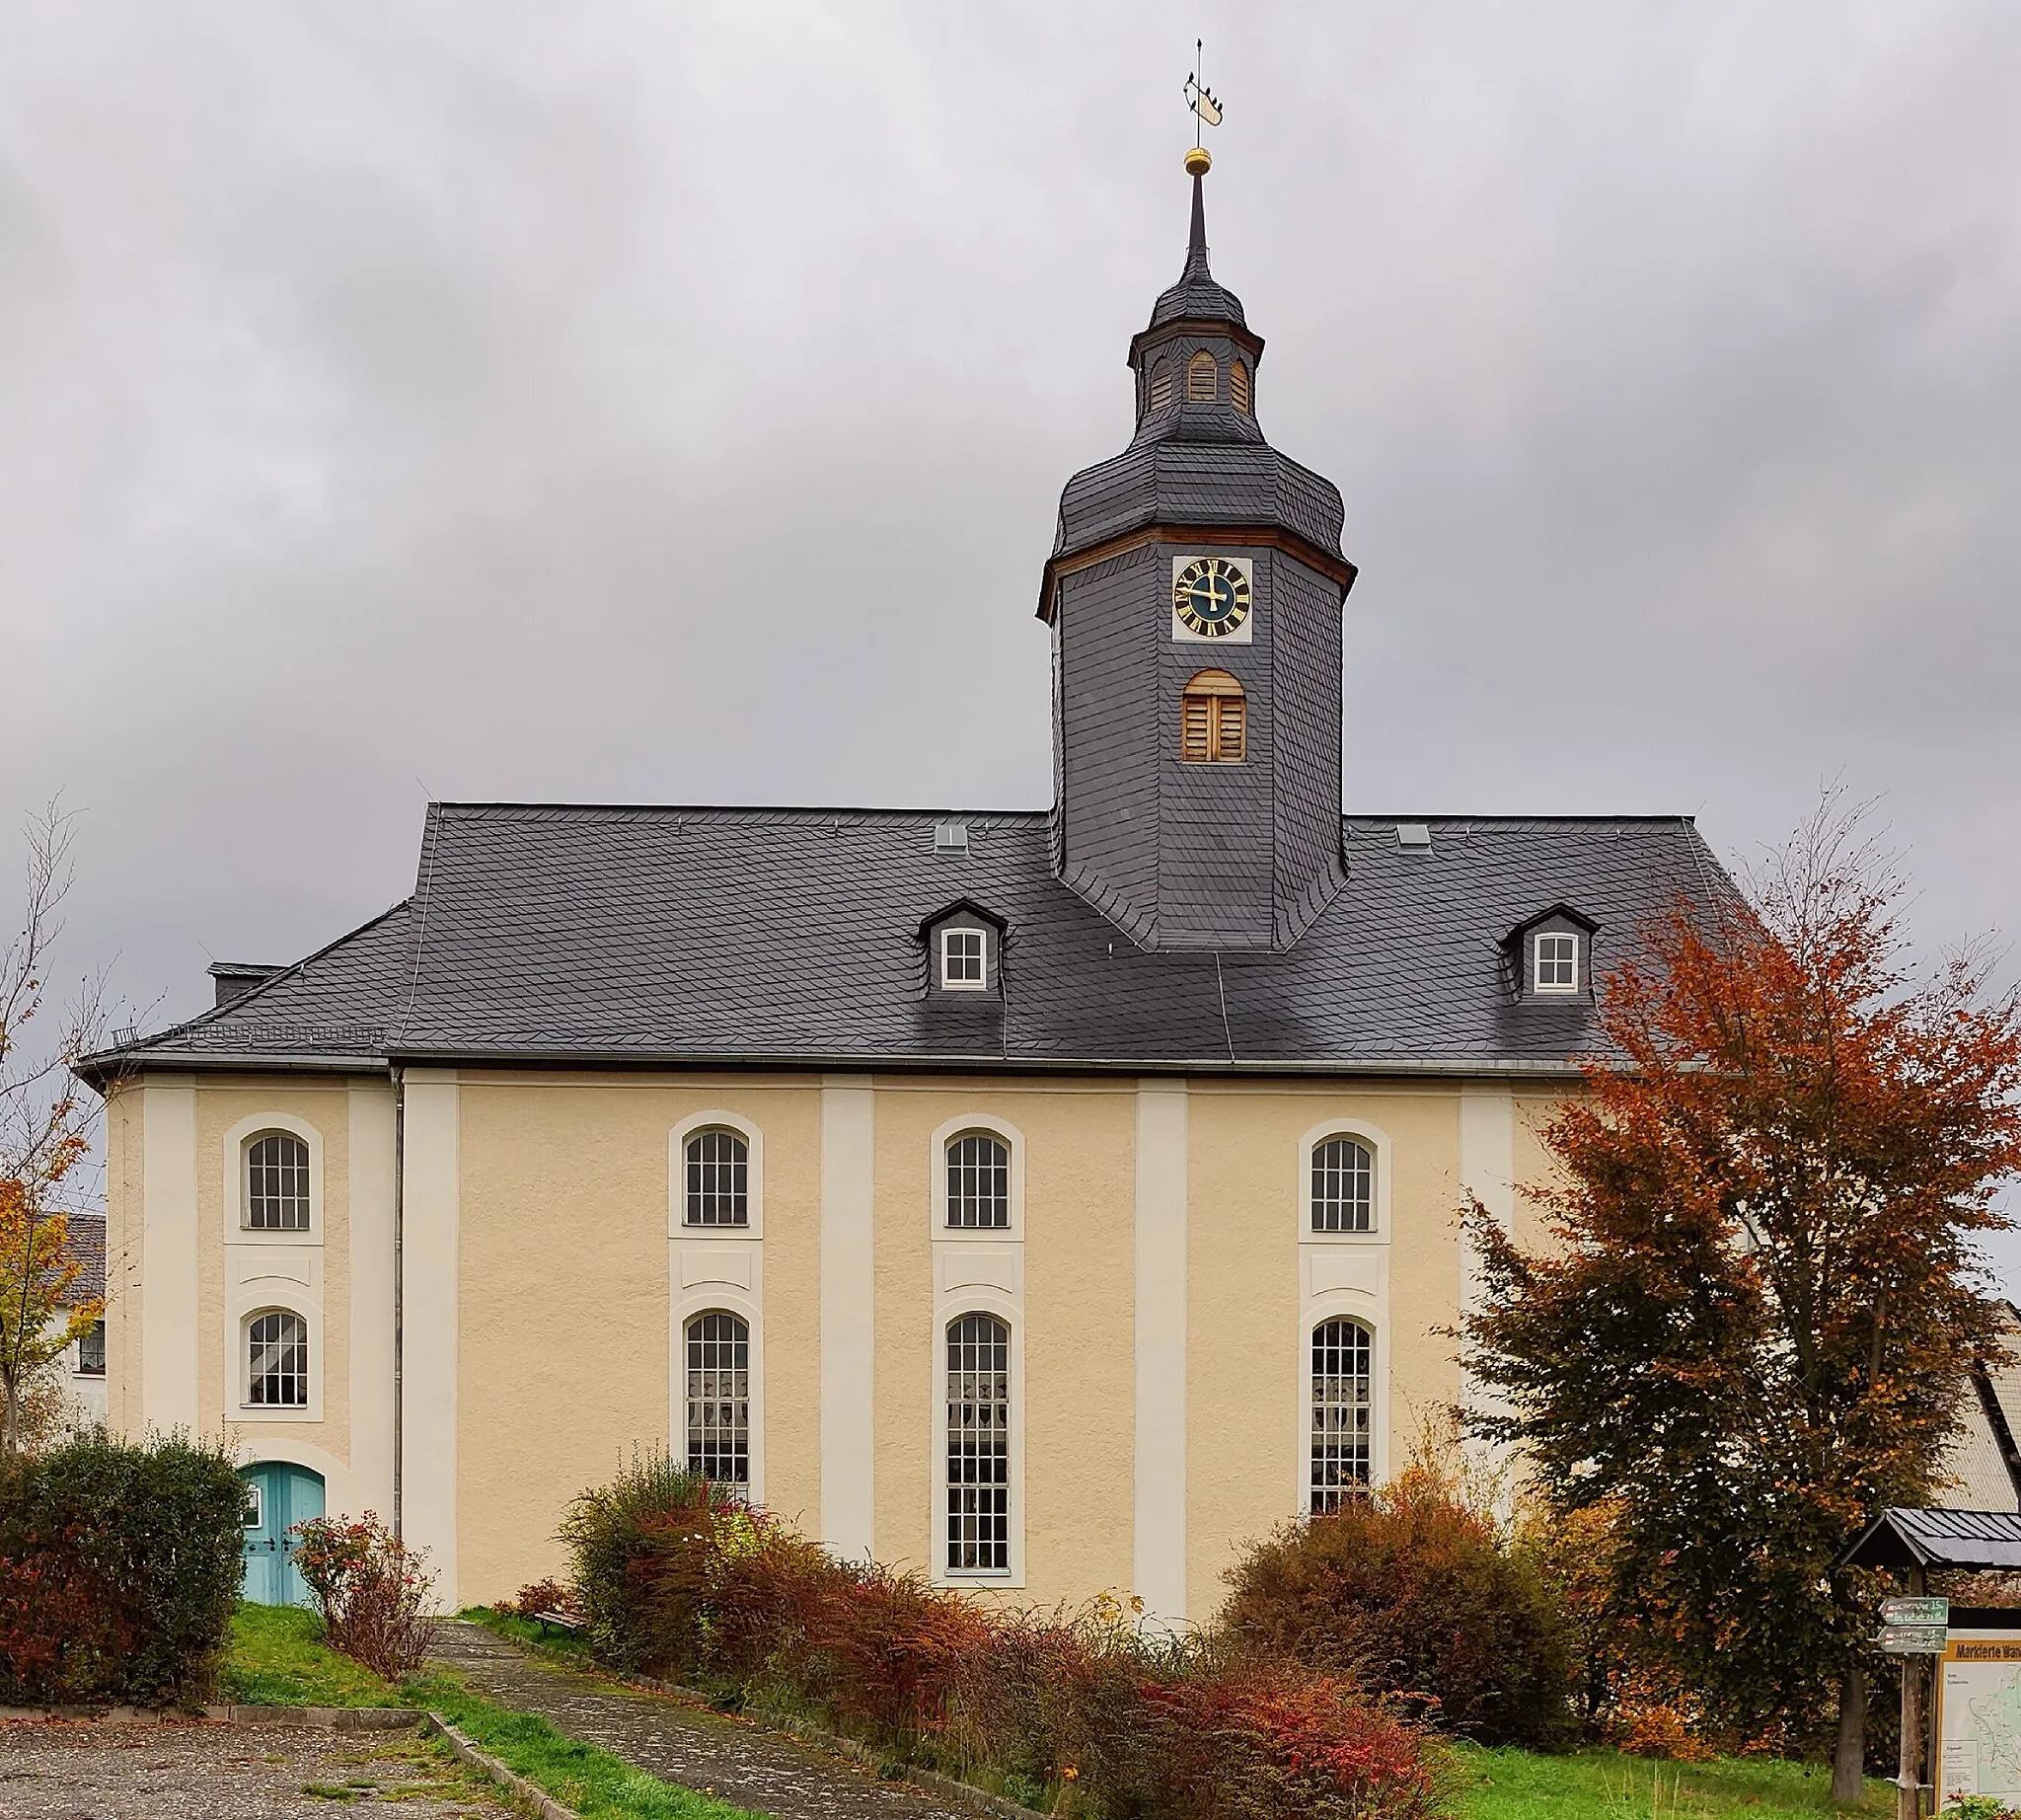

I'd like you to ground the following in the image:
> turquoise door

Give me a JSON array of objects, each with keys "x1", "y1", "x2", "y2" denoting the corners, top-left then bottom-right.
[{"x1": 239, "y1": 1463, "x2": 325, "y2": 1606}]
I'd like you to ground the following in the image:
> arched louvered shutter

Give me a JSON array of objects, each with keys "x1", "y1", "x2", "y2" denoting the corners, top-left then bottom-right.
[
  {"x1": 1187, "y1": 350, "x2": 1218, "y2": 401},
  {"x1": 1180, "y1": 670, "x2": 1244, "y2": 762}
]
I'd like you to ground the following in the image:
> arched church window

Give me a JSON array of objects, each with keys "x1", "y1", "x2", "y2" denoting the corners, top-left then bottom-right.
[
  {"x1": 1230, "y1": 358, "x2": 1251, "y2": 415},
  {"x1": 1310, "y1": 1136, "x2": 1374, "y2": 1233},
  {"x1": 1187, "y1": 349, "x2": 1218, "y2": 401},
  {"x1": 1180, "y1": 670, "x2": 1245, "y2": 764},
  {"x1": 245, "y1": 1131, "x2": 310, "y2": 1231},
  {"x1": 684, "y1": 1129, "x2": 749, "y2": 1227},
  {"x1": 685, "y1": 1311, "x2": 750, "y2": 1483},
  {"x1": 945, "y1": 1131, "x2": 1010, "y2": 1229},
  {"x1": 1147, "y1": 359, "x2": 1174, "y2": 413},
  {"x1": 247, "y1": 1310, "x2": 309, "y2": 1407},
  {"x1": 946, "y1": 1312, "x2": 1011, "y2": 1572},
  {"x1": 1310, "y1": 1318, "x2": 1373, "y2": 1512}
]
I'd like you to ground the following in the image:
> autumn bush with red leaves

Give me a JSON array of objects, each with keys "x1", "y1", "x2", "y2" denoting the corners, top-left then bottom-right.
[
  {"x1": 291, "y1": 1511, "x2": 437, "y2": 1678},
  {"x1": 561, "y1": 1452, "x2": 1448, "y2": 1819}
]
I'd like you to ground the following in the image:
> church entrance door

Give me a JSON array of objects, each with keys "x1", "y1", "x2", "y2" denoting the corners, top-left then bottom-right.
[{"x1": 239, "y1": 1462, "x2": 324, "y2": 1606}]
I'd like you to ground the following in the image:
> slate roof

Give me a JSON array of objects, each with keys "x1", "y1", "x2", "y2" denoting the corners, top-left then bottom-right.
[
  {"x1": 89, "y1": 805, "x2": 1733, "y2": 1077},
  {"x1": 57, "y1": 1213, "x2": 106, "y2": 1305},
  {"x1": 1146, "y1": 173, "x2": 1248, "y2": 332},
  {"x1": 1839, "y1": 1505, "x2": 2021, "y2": 1572}
]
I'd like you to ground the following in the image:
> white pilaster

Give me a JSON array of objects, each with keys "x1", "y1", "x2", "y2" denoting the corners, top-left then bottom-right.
[
  {"x1": 401, "y1": 1071, "x2": 460, "y2": 1609},
  {"x1": 819, "y1": 1076, "x2": 876, "y2": 1558},
  {"x1": 348, "y1": 1080, "x2": 399, "y2": 1518},
  {"x1": 140, "y1": 1079, "x2": 199, "y2": 1435},
  {"x1": 1459, "y1": 1081, "x2": 1517, "y2": 1488},
  {"x1": 1133, "y1": 1077, "x2": 1188, "y2": 1626}
]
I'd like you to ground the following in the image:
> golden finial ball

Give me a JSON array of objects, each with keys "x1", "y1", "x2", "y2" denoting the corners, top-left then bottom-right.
[{"x1": 1183, "y1": 146, "x2": 1213, "y2": 177}]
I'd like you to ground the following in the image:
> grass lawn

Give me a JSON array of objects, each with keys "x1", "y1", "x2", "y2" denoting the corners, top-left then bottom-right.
[
  {"x1": 220, "y1": 1604, "x2": 401, "y2": 1707},
  {"x1": 221, "y1": 1603, "x2": 762, "y2": 1820},
  {"x1": 1454, "y1": 1743, "x2": 1894, "y2": 1820}
]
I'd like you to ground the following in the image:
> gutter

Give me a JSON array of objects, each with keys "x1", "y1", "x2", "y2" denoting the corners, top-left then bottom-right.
[{"x1": 391, "y1": 1064, "x2": 406, "y2": 1542}]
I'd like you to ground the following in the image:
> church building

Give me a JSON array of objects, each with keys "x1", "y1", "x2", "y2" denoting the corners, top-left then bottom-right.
[{"x1": 84, "y1": 155, "x2": 1730, "y2": 1618}]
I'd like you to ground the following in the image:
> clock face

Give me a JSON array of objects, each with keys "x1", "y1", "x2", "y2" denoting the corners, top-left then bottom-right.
[{"x1": 1171, "y1": 556, "x2": 1253, "y2": 642}]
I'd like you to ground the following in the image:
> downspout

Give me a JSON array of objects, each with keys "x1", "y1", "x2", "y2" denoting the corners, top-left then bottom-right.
[{"x1": 391, "y1": 1063, "x2": 406, "y2": 1541}]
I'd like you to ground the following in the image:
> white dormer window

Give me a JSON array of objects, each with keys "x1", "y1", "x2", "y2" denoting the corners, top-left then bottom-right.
[
  {"x1": 1534, "y1": 932, "x2": 1579, "y2": 994},
  {"x1": 941, "y1": 928, "x2": 987, "y2": 990}
]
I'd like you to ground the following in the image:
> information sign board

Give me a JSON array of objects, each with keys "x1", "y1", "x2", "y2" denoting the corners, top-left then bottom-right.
[
  {"x1": 1880, "y1": 1625, "x2": 1950, "y2": 1655},
  {"x1": 1885, "y1": 1597, "x2": 1952, "y2": 1628},
  {"x1": 1936, "y1": 1623, "x2": 2021, "y2": 1810}
]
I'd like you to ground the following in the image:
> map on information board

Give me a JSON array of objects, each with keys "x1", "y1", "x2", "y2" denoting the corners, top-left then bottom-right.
[{"x1": 1938, "y1": 1627, "x2": 2021, "y2": 1809}]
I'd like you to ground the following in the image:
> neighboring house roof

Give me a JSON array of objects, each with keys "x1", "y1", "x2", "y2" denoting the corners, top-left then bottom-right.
[
  {"x1": 86, "y1": 804, "x2": 1732, "y2": 1076},
  {"x1": 56, "y1": 1213, "x2": 106, "y2": 1307}
]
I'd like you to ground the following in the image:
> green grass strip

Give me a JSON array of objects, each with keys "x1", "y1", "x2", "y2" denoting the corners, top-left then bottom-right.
[
  {"x1": 220, "y1": 1604, "x2": 402, "y2": 1708},
  {"x1": 1452, "y1": 1742, "x2": 1892, "y2": 1819},
  {"x1": 407, "y1": 1670, "x2": 763, "y2": 1820}
]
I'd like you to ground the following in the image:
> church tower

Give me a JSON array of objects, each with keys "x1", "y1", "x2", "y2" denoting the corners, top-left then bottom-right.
[{"x1": 1040, "y1": 152, "x2": 1358, "y2": 952}]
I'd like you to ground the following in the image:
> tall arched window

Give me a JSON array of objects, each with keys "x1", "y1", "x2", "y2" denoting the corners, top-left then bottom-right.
[
  {"x1": 1310, "y1": 1136, "x2": 1374, "y2": 1234},
  {"x1": 246, "y1": 1132, "x2": 311, "y2": 1231},
  {"x1": 685, "y1": 1311, "x2": 750, "y2": 1483},
  {"x1": 1310, "y1": 1319, "x2": 1373, "y2": 1512},
  {"x1": 1147, "y1": 358, "x2": 1174, "y2": 413},
  {"x1": 1230, "y1": 357, "x2": 1251, "y2": 414},
  {"x1": 248, "y1": 1311, "x2": 309, "y2": 1407},
  {"x1": 1180, "y1": 670, "x2": 1245, "y2": 763},
  {"x1": 684, "y1": 1129, "x2": 749, "y2": 1227},
  {"x1": 945, "y1": 1132, "x2": 1010, "y2": 1230},
  {"x1": 1187, "y1": 349, "x2": 1218, "y2": 401},
  {"x1": 946, "y1": 1313, "x2": 1010, "y2": 1571}
]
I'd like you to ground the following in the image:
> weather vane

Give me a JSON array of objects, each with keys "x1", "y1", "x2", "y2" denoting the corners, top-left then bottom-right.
[{"x1": 1183, "y1": 38, "x2": 1222, "y2": 175}]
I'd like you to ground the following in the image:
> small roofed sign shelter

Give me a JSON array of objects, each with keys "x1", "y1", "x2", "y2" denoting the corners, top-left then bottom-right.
[{"x1": 1840, "y1": 1509, "x2": 2021, "y2": 1817}]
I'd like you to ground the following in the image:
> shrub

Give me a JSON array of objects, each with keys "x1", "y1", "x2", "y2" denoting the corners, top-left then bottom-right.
[
  {"x1": 1219, "y1": 1460, "x2": 1576, "y2": 1748},
  {"x1": 291, "y1": 1511, "x2": 436, "y2": 1678},
  {"x1": 503, "y1": 1578, "x2": 576, "y2": 1620},
  {"x1": 0, "y1": 1428, "x2": 245, "y2": 1706},
  {"x1": 561, "y1": 1450, "x2": 1448, "y2": 1819}
]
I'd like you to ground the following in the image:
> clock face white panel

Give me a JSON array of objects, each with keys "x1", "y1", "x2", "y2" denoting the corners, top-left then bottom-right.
[{"x1": 1171, "y1": 555, "x2": 1254, "y2": 643}]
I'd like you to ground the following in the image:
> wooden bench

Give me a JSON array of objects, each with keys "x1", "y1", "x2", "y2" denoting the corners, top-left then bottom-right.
[{"x1": 528, "y1": 1610, "x2": 580, "y2": 1639}]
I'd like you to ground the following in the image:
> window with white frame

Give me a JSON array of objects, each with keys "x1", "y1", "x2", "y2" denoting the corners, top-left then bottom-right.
[
  {"x1": 245, "y1": 1131, "x2": 311, "y2": 1231},
  {"x1": 684, "y1": 1129, "x2": 749, "y2": 1227},
  {"x1": 1310, "y1": 1136, "x2": 1375, "y2": 1234},
  {"x1": 946, "y1": 1313, "x2": 1010, "y2": 1572},
  {"x1": 1310, "y1": 1318, "x2": 1373, "y2": 1512},
  {"x1": 1534, "y1": 931, "x2": 1580, "y2": 994},
  {"x1": 945, "y1": 1131, "x2": 1010, "y2": 1230},
  {"x1": 78, "y1": 1320, "x2": 106, "y2": 1377},
  {"x1": 940, "y1": 927, "x2": 987, "y2": 990},
  {"x1": 684, "y1": 1311, "x2": 750, "y2": 1484},
  {"x1": 247, "y1": 1311, "x2": 309, "y2": 1407}
]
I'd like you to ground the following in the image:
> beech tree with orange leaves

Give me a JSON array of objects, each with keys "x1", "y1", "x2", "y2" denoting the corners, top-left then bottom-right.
[
  {"x1": 0, "y1": 803, "x2": 107, "y2": 1456},
  {"x1": 1462, "y1": 799, "x2": 2021, "y2": 1794}
]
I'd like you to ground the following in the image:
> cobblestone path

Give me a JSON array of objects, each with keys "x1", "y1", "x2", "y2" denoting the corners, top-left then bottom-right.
[
  {"x1": 0, "y1": 1719, "x2": 508, "y2": 1819},
  {"x1": 427, "y1": 1622, "x2": 979, "y2": 1820}
]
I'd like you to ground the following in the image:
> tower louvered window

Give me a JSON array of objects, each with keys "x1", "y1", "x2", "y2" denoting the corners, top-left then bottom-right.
[
  {"x1": 685, "y1": 1311, "x2": 750, "y2": 1483},
  {"x1": 1179, "y1": 670, "x2": 1245, "y2": 763},
  {"x1": 685, "y1": 1129, "x2": 749, "y2": 1227},
  {"x1": 1310, "y1": 1318, "x2": 1373, "y2": 1511},
  {"x1": 1148, "y1": 359, "x2": 1174, "y2": 413},
  {"x1": 946, "y1": 1313, "x2": 1010, "y2": 1571},
  {"x1": 246, "y1": 1132, "x2": 311, "y2": 1231},
  {"x1": 1230, "y1": 358, "x2": 1250, "y2": 414},
  {"x1": 1187, "y1": 349, "x2": 1218, "y2": 401}
]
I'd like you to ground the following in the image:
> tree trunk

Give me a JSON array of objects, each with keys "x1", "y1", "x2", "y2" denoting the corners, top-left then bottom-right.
[{"x1": 1833, "y1": 1659, "x2": 1867, "y2": 1804}]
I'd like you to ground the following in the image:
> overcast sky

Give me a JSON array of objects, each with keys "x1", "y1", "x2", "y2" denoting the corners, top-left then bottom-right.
[{"x1": 4, "y1": 3, "x2": 2019, "y2": 1264}]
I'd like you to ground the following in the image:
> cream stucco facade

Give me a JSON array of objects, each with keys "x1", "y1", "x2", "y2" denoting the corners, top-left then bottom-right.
[{"x1": 102, "y1": 1060, "x2": 1551, "y2": 1619}]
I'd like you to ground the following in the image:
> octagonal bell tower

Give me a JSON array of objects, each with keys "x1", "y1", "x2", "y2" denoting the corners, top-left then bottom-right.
[{"x1": 1040, "y1": 154, "x2": 1357, "y2": 952}]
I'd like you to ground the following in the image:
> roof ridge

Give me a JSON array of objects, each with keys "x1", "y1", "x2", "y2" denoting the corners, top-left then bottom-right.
[{"x1": 431, "y1": 802, "x2": 1054, "y2": 823}]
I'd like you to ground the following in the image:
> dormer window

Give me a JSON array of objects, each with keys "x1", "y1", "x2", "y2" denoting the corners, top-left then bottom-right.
[
  {"x1": 1507, "y1": 905, "x2": 1599, "y2": 1002},
  {"x1": 941, "y1": 928, "x2": 987, "y2": 990},
  {"x1": 1187, "y1": 350, "x2": 1218, "y2": 401},
  {"x1": 1534, "y1": 932, "x2": 1579, "y2": 994}
]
